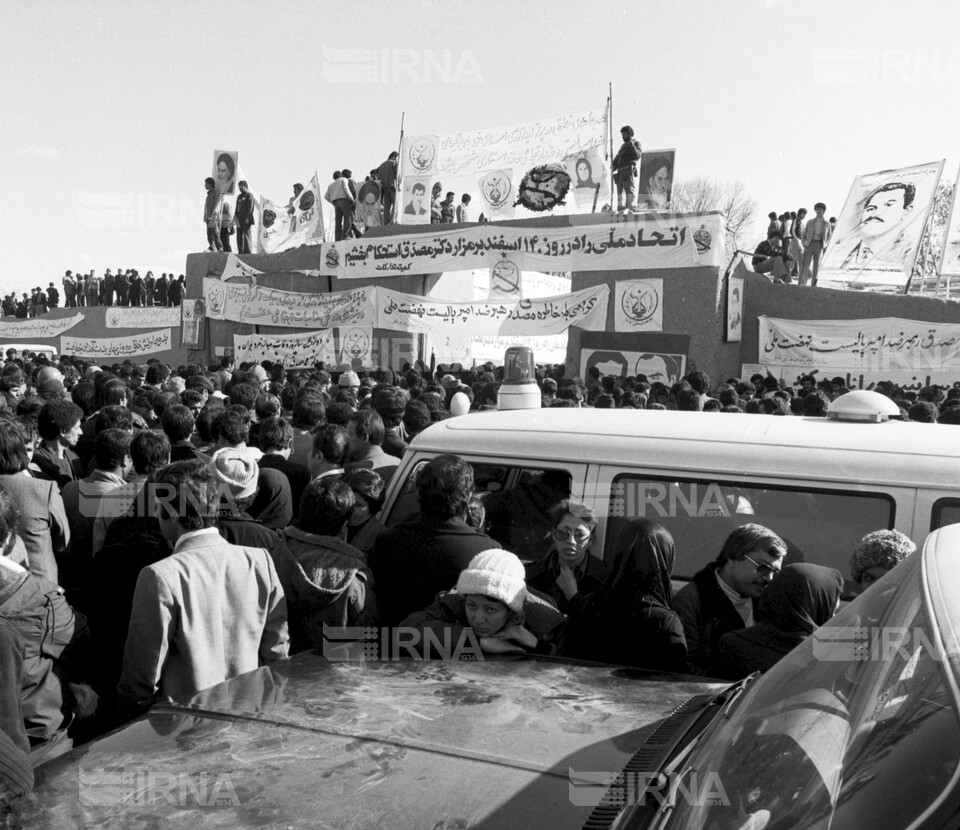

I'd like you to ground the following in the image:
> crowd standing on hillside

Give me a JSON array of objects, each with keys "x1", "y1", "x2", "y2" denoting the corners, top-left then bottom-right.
[{"x1": 0, "y1": 352, "x2": 931, "y2": 798}]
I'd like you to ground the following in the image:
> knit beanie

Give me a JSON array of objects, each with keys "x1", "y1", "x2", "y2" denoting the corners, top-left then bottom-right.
[
  {"x1": 338, "y1": 371, "x2": 360, "y2": 388},
  {"x1": 850, "y1": 529, "x2": 916, "y2": 583},
  {"x1": 210, "y1": 448, "x2": 258, "y2": 500},
  {"x1": 456, "y1": 549, "x2": 527, "y2": 614}
]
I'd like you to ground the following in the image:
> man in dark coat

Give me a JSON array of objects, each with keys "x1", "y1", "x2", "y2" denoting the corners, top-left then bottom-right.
[
  {"x1": 371, "y1": 454, "x2": 500, "y2": 625},
  {"x1": 672, "y1": 523, "x2": 786, "y2": 674}
]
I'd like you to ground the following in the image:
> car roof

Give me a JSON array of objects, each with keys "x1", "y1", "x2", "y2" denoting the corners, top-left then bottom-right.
[
  {"x1": 21, "y1": 654, "x2": 728, "y2": 828},
  {"x1": 409, "y1": 409, "x2": 960, "y2": 488}
]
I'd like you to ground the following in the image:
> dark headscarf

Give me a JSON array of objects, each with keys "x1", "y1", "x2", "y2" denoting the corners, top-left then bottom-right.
[
  {"x1": 757, "y1": 563, "x2": 844, "y2": 638},
  {"x1": 603, "y1": 519, "x2": 676, "y2": 606}
]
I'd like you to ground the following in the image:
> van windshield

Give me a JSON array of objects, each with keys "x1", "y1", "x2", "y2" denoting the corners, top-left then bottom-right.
[{"x1": 664, "y1": 553, "x2": 960, "y2": 829}]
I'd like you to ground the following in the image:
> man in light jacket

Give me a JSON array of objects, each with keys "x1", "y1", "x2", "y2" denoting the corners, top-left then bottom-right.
[{"x1": 117, "y1": 460, "x2": 289, "y2": 717}]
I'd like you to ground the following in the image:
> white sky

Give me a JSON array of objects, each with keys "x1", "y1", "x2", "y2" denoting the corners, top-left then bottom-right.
[{"x1": 1, "y1": 0, "x2": 958, "y2": 295}]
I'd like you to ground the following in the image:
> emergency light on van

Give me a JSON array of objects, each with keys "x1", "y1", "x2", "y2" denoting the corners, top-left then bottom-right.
[
  {"x1": 827, "y1": 390, "x2": 901, "y2": 423},
  {"x1": 497, "y1": 347, "x2": 540, "y2": 410}
]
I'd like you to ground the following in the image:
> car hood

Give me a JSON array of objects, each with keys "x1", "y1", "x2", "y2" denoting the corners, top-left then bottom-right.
[{"x1": 18, "y1": 653, "x2": 729, "y2": 829}]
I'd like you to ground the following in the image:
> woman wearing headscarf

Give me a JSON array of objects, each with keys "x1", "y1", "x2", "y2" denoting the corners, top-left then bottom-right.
[
  {"x1": 525, "y1": 500, "x2": 607, "y2": 613},
  {"x1": 558, "y1": 519, "x2": 687, "y2": 672},
  {"x1": 712, "y1": 563, "x2": 844, "y2": 680}
]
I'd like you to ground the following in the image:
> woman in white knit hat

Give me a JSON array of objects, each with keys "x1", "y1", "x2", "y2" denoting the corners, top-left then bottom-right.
[{"x1": 400, "y1": 549, "x2": 564, "y2": 657}]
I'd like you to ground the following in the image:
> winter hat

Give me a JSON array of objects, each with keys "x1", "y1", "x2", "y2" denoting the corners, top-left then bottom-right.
[
  {"x1": 338, "y1": 371, "x2": 360, "y2": 388},
  {"x1": 456, "y1": 549, "x2": 527, "y2": 614},
  {"x1": 210, "y1": 448, "x2": 259, "y2": 500},
  {"x1": 850, "y1": 530, "x2": 916, "y2": 583}
]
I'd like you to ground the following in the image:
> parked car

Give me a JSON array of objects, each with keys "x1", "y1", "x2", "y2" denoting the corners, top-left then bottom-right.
[{"x1": 12, "y1": 524, "x2": 960, "y2": 828}]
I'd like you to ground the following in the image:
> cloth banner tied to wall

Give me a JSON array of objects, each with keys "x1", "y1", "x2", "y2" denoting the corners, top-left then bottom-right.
[
  {"x1": 375, "y1": 284, "x2": 608, "y2": 337},
  {"x1": 758, "y1": 315, "x2": 960, "y2": 388},
  {"x1": 320, "y1": 213, "x2": 724, "y2": 278},
  {"x1": 104, "y1": 307, "x2": 181, "y2": 329},
  {"x1": 233, "y1": 329, "x2": 337, "y2": 368},
  {"x1": 203, "y1": 278, "x2": 374, "y2": 328},
  {"x1": 0, "y1": 314, "x2": 84, "y2": 339},
  {"x1": 61, "y1": 329, "x2": 171, "y2": 358}
]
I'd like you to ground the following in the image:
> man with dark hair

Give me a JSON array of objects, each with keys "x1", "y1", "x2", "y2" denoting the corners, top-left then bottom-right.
[
  {"x1": 752, "y1": 229, "x2": 791, "y2": 282},
  {"x1": 308, "y1": 424, "x2": 349, "y2": 481},
  {"x1": 117, "y1": 461, "x2": 289, "y2": 715},
  {"x1": 60, "y1": 429, "x2": 132, "y2": 609},
  {"x1": 612, "y1": 125, "x2": 641, "y2": 213},
  {"x1": 258, "y1": 417, "x2": 310, "y2": 518},
  {"x1": 371, "y1": 386, "x2": 408, "y2": 458},
  {"x1": 282, "y1": 478, "x2": 377, "y2": 646},
  {"x1": 235, "y1": 180, "x2": 255, "y2": 254},
  {"x1": 289, "y1": 396, "x2": 325, "y2": 468},
  {"x1": 92, "y1": 430, "x2": 172, "y2": 554},
  {"x1": 212, "y1": 409, "x2": 259, "y2": 459},
  {"x1": 203, "y1": 177, "x2": 223, "y2": 252},
  {"x1": 33, "y1": 400, "x2": 85, "y2": 489},
  {"x1": 800, "y1": 202, "x2": 831, "y2": 286},
  {"x1": 801, "y1": 390, "x2": 830, "y2": 417},
  {"x1": 162, "y1": 405, "x2": 208, "y2": 463},
  {"x1": 377, "y1": 151, "x2": 399, "y2": 225},
  {"x1": 672, "y1": 523, "x2": 787, "y2": 674},
  {"x1": 228, "y1": 382, "x2": 259, "y2": 412},
  {"x1": 344, "y1": 410, "x2": 400, "y2": 485},
  {"x1": 371, "y1": 453, "x2": 500, "y2": 624}
]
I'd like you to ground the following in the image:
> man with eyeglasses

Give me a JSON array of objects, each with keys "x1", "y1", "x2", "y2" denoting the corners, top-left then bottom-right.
[{"x1": 672, "y1": 524, "x2": 786, "y2": 675}]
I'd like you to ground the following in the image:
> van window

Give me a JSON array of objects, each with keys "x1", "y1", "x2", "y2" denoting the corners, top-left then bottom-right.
[
  {"x1": 604, "y1": 475, "x2": 895, "y2": 582},
  {"x1": 383, "y1": 460, "x2": 573, "y2": 563},
  {"x1": 931, "y1": 498, "x2": 960, "y2": 531},
  {"x1": 382, "y1": 460, "x2": 560, "y2": 529}
]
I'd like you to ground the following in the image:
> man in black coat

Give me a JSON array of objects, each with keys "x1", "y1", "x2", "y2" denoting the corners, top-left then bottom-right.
[
  {"x1": 672, "y1": 524, "x2": 786, "y2": 674},
  {"x1": 371, "y1": 454, "x2": 500, "y2": 625}
]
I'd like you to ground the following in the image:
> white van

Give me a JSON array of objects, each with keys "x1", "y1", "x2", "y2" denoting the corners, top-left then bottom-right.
[{"x1": 380, "y1": 401, "x2": 960, "y2": 595}]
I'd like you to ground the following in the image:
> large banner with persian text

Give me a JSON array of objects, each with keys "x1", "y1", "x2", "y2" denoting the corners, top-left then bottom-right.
[
  {"x1": 403, "y1": 109, "x2": 607, "y2": 179},
  {"x1": 104, "y1": 307, "x2": 181, "y2": 329},
  {"x1": 375, "y1": 284, "x2": 608, "y2": 337},
  {"x1": 321, "y1": 213, "x2": 724, "y2": 279},
  {"x1": 0, "y1": 314, "x2": 83, "y2": 339},
  {"x1": 203, "y1": 278, "x2": 374, "y2": 328},
  {"x1": 61, "y1": 329, "x2": 172, "y2": 358},
  {"x1": 757, "y1": 315, "x2": 960, "y2": 389}
]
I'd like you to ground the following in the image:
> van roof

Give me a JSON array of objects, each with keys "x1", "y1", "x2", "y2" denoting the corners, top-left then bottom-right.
[{"x1": 410, "y1": 409, "x2": 960, "y2": 489}]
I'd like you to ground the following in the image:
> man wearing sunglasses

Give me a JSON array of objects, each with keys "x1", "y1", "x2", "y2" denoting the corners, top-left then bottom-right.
[{"x1": 672, "y1": 524, "x2": 786, "y2": 675}]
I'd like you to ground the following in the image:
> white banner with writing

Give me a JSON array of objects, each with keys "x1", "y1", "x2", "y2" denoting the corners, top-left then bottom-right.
[
  {"x1": 203, "y1": 278, "x2": 374, "y2": 328},
  {"x1": 321, "y1": 213, "x2": 724, "y2": 279},
  {"x1": 0, "y1": 314, "x2": 84, "y2": 339},
  {"x1": 758, "y1": 315, "x2": 960, "y2": 388},
  {"x1": 104, "y1": 307, "x2": 181, "y2": 329},
  {"x1": 433, "y1": 109, "x2": 608, "y2": 178},
  {"x1": 61, "y1": 328, "x2": 171, "y2": 358},
  {"x1": 614, "y1": 279, "x2": 663, "y2": 332},
  {"x1": 234, "y1": 329, "x2": 337, "y2": 368},
  {"x1": 376, "y1": 284, "x2": 608, "y2": 337}
]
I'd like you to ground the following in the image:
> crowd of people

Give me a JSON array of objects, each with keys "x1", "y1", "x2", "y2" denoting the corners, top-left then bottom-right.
[
  {"x1": 0, "y1": 352, "x2": 936, "y2": 799},
  {"x1": 752, "y1": 204, "x2": 839, "y2": 286},
  {"x1": 2, "y1": 272, "x2": 185, "y2": 318}
]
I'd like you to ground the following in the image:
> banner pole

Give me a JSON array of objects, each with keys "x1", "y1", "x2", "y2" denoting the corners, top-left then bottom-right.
[
  {"x1": 607, "y1": 84, "x2": 614, "y2": 213},
  {"x1": 939, "y1": 171, "x2": 959, "y2": 301}
]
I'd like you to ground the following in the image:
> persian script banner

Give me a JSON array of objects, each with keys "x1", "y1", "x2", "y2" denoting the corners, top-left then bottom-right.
[
  {"x1": 61, "y1": 329, "x2": 171, "y2": 358},
  {"x1": 320, "y1": 213, "x2": 725, "y2": 279},
  {"x1": 203, "y1": 278, "x2": 374, "y2": 328}
]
